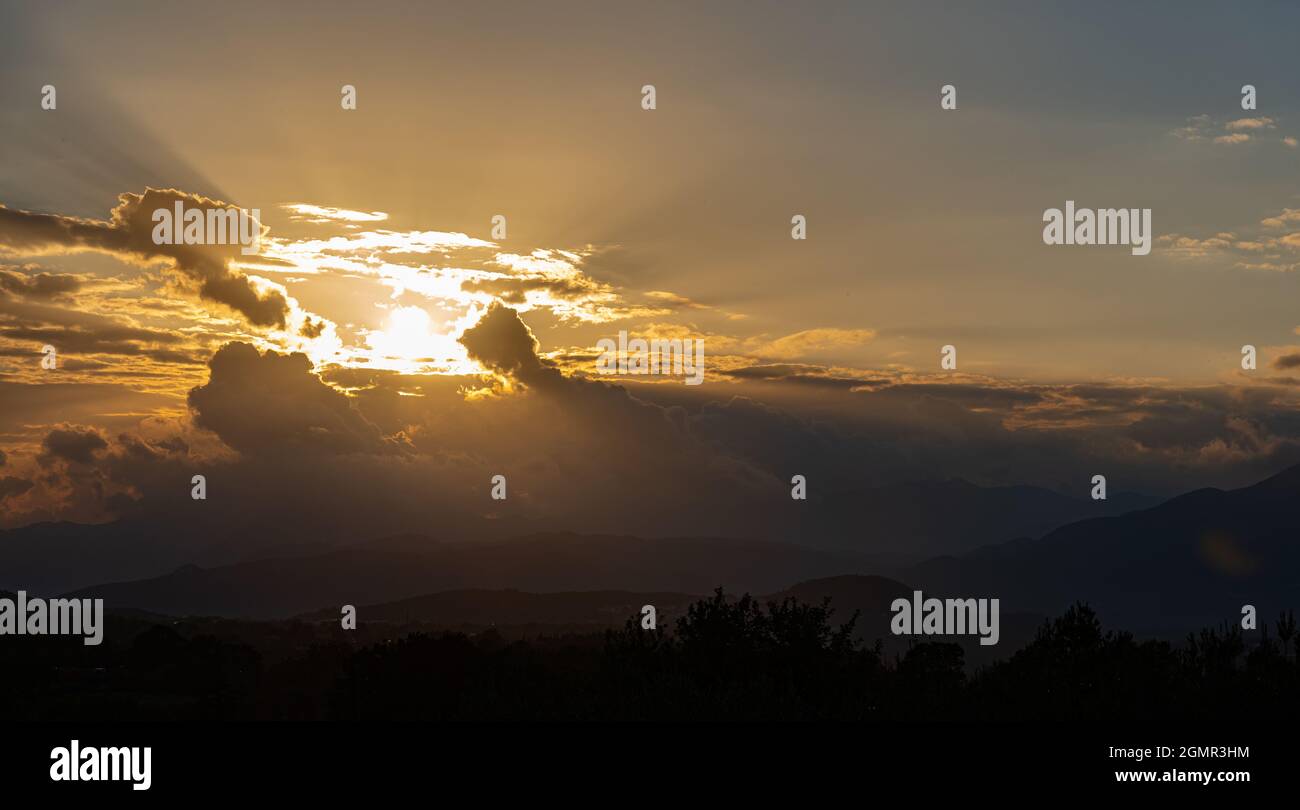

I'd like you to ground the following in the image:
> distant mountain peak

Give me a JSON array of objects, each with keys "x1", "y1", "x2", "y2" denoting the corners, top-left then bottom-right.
[{"x1": 1250, "y1": 461, "x2": 1300, "y2": 492}]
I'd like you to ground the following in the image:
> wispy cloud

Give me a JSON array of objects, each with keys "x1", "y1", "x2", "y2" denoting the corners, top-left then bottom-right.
[
  {"x1": 1172, "y1": 114, "x2": 1291, "y2": 147},
  {"x1": 1161, "y1": 205, "x2": 1300, "y2": 271},
  {"x1": 1225, "y1": 117, "x2": 1276, "y2": 131},
  {"x1": 280, "y1": 204, "x2": 389, "y2": 224}
]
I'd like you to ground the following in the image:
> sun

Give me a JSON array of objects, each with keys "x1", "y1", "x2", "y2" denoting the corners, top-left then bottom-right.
[
  {"x1": 386, "y1": 306, "x2": 436, "y2": 350},
  {"x1": 369, "y1": 305, "x2": 437, "y2": 359},
  {"x1": 361, "y1": 305, "x2": 469, "y2": 374}
]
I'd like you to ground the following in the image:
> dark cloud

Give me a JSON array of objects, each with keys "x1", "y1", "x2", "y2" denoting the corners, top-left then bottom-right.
[
  {"x1": 40, "y1": 425, "x2": 108, "y2": 464},
  {"x1": 458, "y1": 301, "x2": 555, "y2": 385},
  {"x1": 0, "y1": 189, "x2": 287, "y2": 327},
  {"x1": 187, "y1": 342, "x2": 392, "y2": 456},
  {"x1": 883, "y1": 382, "x2": 1046, "y2": 408},
  {"x1": 724, "y1": 364, "x2": 825, "y2": 380},
  {"x1": 0, "y1": 323, "x2": 185, "y2": 353},
  {"x1": 723, "y1": 363, "x2": 887, "y2": 390},
  {"x1": 1123, "y1": 408, "x2": 1234, "y2": 452},
  {"x1": 0, "y1": 476, "x2": 32, "y2": 501},
  {"x1": 1273, "y1": 352, "x2": 1300, "y2": 370},
  {"x1": 0, "y1": 265, "x2": 82, "y2": 299},
  {"x1": 619, "y1": 371, "x2": 1300, "y2": 500}
]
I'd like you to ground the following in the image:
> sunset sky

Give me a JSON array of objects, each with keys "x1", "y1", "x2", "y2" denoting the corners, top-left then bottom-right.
[{"x1": 4, "y1": 1, "x2": 1300, "y2": 539}]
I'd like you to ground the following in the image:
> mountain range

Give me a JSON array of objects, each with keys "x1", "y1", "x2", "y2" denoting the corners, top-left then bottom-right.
[
  {"x1": 0, "y1": 476, "x2": 1160, "y2": 596},
  {"x1": 8, "y1": 465, "x2": 1300, "y2": 638}
]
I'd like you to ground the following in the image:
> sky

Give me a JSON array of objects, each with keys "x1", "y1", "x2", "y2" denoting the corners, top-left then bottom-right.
[{"x1": 3, "y1": 1, "x2": 1300, "y2": 542}]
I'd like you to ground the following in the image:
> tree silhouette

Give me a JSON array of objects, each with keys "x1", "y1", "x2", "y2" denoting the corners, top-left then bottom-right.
[
  {"x1": 1277, "y1": 610, "x2": 1296, "y2": 661},
  {"x1": 5, "y1": 591, "x2": 1299, "y2": 720}
]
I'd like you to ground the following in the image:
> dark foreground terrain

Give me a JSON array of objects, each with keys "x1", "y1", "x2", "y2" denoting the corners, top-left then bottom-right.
[{"x1": 3, "y1": 589, "x2": 1297, "y2": 722}]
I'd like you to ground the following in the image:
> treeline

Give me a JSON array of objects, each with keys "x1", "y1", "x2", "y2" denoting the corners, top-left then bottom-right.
[{"x1": 3, "y1": 591, "x2": 1297, "y2": 721}]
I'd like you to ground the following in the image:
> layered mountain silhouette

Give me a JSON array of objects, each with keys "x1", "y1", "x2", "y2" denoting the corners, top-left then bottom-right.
[
  {"x1": 0, "y1": 518, "x2": 334, "y2": 595},
  {"x1": 904, "y1": 464, "x2": 1300, "y2": 634},
  {"x1": 1, "y1": 477, "x2": 1159, "y2": 597},
  {"x1": 61, "y1": 533, "x2": 885, "y2": 618},
  {"x1": 20, "y1": 464, "x2": 1300, "y2": 637},
  {"x1": 812, "y1": 480, "x2": 1158, "y2": 554}
]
